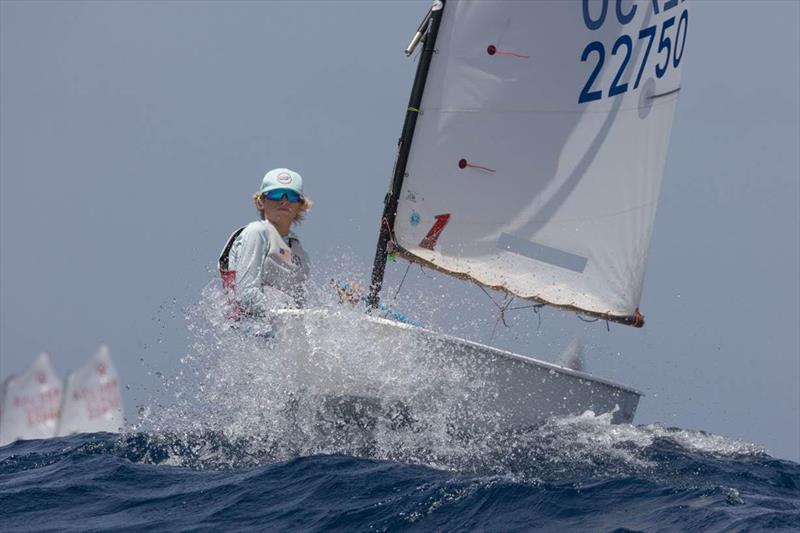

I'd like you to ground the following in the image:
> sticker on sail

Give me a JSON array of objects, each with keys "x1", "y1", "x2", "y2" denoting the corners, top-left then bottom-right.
[
  {"x1": 405, "y1": 190, "x2": 420, "y2": 203},
  {"x1": 409, "y1": 211, "x2": 421, "y2": 226},
  {"x1": 419, "y1": 214, "x2": 450, "y2": 250}
]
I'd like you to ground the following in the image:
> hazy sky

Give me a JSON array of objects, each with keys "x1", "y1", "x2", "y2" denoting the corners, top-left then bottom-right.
[{"x1": 1, "y1": 1, "x2": 798, "y2": 461}]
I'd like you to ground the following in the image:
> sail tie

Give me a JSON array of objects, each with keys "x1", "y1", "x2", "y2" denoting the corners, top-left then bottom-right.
[
  {"x1": 632, "y1": 308, "x2": 644, "y2": 327},
  {"x1": 510, "y1": 302, "x2": 545, "y2": 331},
  {"x1": 478, "y1": 286, "x2": 514, "y2": 339},
  {"x1": 486, "y1": 44, "x2": 529, "y2": 59},
  {"x1": 478, "y1": 285, "x2": 546, "y2": 336},
  {"x1": 458, "y1": 158, "x2": 495, "y2": 173},
  {"x1": 382, "y1": 216, "x2": 398, "y2": 257}
]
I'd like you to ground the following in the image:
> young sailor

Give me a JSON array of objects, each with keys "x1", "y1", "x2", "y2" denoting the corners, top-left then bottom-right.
[{"x1": 219, "y1": 168, "x2": 312, "y2": 322}]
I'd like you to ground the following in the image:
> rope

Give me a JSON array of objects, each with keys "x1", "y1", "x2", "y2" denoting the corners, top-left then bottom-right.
[
  {"x1": 392, "y1": 262, "x2": 412, "y2": 301},
  {"x1": 477, "y1": 286, "x2": 547, "y2": 334},
  {"x1": 382, "y1": 216, "x2": 397, "y2": 250},
  {"x1": 508, "y1": 304, "x2": 544, "y2": 311},
  {"x1": 418, "y1": 265, "x2": 434, "y2": 279},
  {"x1": 478, "y1": 285, "x2": 501, "y2": 308},
  {"x1": 534, "y1": 305, "x2": 543, "y2": 330},
  {"x1": 477, "y1": 286, "x2": 517, "y2": 339}
]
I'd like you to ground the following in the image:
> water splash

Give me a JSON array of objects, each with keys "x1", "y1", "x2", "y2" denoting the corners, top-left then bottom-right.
[{"x1": 125, "y1": 276, "x2": 767, "y2": 481}]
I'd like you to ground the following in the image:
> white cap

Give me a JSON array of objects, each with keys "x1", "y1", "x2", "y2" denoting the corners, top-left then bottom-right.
[{"x1": 260, "y1": 168, "x2": 304, "y2": 196}]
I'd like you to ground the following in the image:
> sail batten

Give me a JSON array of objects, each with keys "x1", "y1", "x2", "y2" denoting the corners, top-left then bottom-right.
[{"x1": 390, "y1": 0, "x2": 687, "y2": 324}]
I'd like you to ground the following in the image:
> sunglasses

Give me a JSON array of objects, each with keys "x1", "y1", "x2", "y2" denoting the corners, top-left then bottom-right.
[{"x1": 263, "y1": 189, "x2": 303, "y2": 203}]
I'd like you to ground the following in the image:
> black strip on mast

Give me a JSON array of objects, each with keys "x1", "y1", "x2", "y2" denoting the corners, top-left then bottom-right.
[{"x1": 368, "y1": 1, "x2": 446, "y2": 308}]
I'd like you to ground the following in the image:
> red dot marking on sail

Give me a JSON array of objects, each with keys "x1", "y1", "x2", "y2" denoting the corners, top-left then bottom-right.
[
  {"x1": 486, "y1": 44, "x2": 528, "y2": 59},
  {"x1": 458, "y1": 158, "x2": 496, "y2": 173}
]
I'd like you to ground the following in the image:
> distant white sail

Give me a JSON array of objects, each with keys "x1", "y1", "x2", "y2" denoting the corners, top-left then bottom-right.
[
  {"x1": 0, "y1": 353, "x2": 63, "y2": 446},
  {"x1": 394, "y1": 0, "x2": 688, "y2": 322},
  {"x1": 0, "y1": 379, "x2": 6, "y2": 423},
  {"x1": 56, "y1": 345, "x2": 124, "y2": 436}
]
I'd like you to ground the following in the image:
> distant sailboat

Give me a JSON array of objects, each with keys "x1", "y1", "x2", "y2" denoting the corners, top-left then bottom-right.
[
  {"x1": 56, "y1": 345, "x2": 124, "y2": 436},
  {"x1": 0, "y1": 353, "x2": 63, "y2": 446}
]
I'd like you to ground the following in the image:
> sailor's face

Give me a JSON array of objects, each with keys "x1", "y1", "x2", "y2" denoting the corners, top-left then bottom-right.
[{"x1": 264, "y1": 196, "x2": 301, "y2": 226}]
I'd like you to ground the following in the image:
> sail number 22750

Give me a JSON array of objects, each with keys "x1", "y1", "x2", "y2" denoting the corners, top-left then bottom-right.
[{"x1": 578, "y1": 0, "x2": 688, "y2": 104}]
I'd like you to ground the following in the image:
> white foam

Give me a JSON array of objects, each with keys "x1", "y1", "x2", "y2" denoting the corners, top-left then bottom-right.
[{"x1": 133, "y1": 276, "x2": 765, "y2": 474}]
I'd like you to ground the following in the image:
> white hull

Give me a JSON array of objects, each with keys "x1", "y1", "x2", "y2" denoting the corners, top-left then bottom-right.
[{"x1": 271, "y1": 309, "x2": 640, "y2": 430}]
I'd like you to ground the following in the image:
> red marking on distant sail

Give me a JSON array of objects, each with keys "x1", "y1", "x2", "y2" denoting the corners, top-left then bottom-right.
[{"x1": 419, "y1": 214, "x2": 451, "y2": 250}]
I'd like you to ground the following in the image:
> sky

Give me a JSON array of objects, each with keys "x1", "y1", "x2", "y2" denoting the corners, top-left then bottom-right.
[{"x1": 1, "y1": 1, "x2": 798, "y2": 461}]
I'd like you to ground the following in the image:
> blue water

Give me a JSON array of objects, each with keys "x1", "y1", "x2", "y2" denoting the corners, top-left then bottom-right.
[
  {"x1": 5, "y1": 300, "x2": 797, "y2": 531},
  {"x1": 2, "y1": 422, "x2": 798, "y2": 532}
]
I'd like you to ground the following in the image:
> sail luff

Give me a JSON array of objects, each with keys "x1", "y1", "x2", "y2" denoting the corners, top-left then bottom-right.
[{"x1": 368, "y1": 0, "x2": 446, "y2": 308}]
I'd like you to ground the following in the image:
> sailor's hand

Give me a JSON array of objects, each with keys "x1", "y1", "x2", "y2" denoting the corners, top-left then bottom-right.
[{"x1": 332, "y1": 279, "x2": 363, "y2": 305}]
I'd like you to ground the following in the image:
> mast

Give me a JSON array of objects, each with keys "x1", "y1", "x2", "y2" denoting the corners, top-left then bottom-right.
[{"x1": 367, "y1": 0, "x2": 445, "y2": 309}]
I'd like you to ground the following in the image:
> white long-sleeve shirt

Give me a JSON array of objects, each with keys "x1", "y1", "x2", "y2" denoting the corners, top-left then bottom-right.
[{"x1": 222, "y1": 220, "x2": 310, "y2": 316}]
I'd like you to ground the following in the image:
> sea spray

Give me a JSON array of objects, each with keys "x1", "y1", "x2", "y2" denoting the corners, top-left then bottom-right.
[
  {"x1": 127, "y1": 273, "x2": 759, "y2": 482},
  {"x1": 135, "y1": 275, "x2": 507, "y2": 468}
]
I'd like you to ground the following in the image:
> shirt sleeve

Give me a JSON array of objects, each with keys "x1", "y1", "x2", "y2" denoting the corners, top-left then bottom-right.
[{"x1": 232, "y1": 224, "x2": 270, "y2": 316}]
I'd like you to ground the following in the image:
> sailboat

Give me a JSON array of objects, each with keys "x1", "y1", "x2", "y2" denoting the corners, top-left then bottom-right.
[
  {"x1": 56, "y1": 345, "x2": 124, "y2": 437},
  {"x1": 0, "y1": 347, "x2": 125, "y2": 446},
  {"x1": 0, "y1": 353, "x2": 63, "y2": 446},
  {"x1": 273, "y1": 0, "x2": 687, "y2": 428}
]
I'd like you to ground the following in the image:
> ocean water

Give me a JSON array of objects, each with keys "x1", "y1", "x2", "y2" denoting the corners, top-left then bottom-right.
[
  {"x1": 1, "y1": 419, "x2": 798, "y2": 532},
  {"x1": 3, "y1": 293, "x2": 797, "y2": 531}
]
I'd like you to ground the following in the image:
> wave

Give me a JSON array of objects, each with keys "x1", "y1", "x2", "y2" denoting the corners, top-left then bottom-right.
[
  {"x1": 0, "y1": 424, "x2": 797, "y2": 532},
  {"x1": 5, "y1": 283, "x2": 792, "y2": 530}
]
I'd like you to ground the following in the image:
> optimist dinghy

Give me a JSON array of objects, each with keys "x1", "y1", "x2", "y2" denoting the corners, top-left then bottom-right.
[
  {"x1": 0, "y1": 353, "x2": 62, "y2": 446},
  {"x1": 269, "y1": 0, "x2": 688, "y2": 430},
  {"x1": 56, "y1": 345, "x2": 124, "y2": 437}
]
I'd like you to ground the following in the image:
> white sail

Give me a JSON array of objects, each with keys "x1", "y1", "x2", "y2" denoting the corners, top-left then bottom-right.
[
  {"x1": 56, "y1": 345, "x2": 124, "y2": 436},
  {"x1": 0, "y1": 379, "x2": 7, "y2": 425},
  {"x1": 394, "y1": 0, "x2": 688, "y2": 322},
  {"x1": 0, "y1": 353, "x2": 63, "y2": 446}
]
